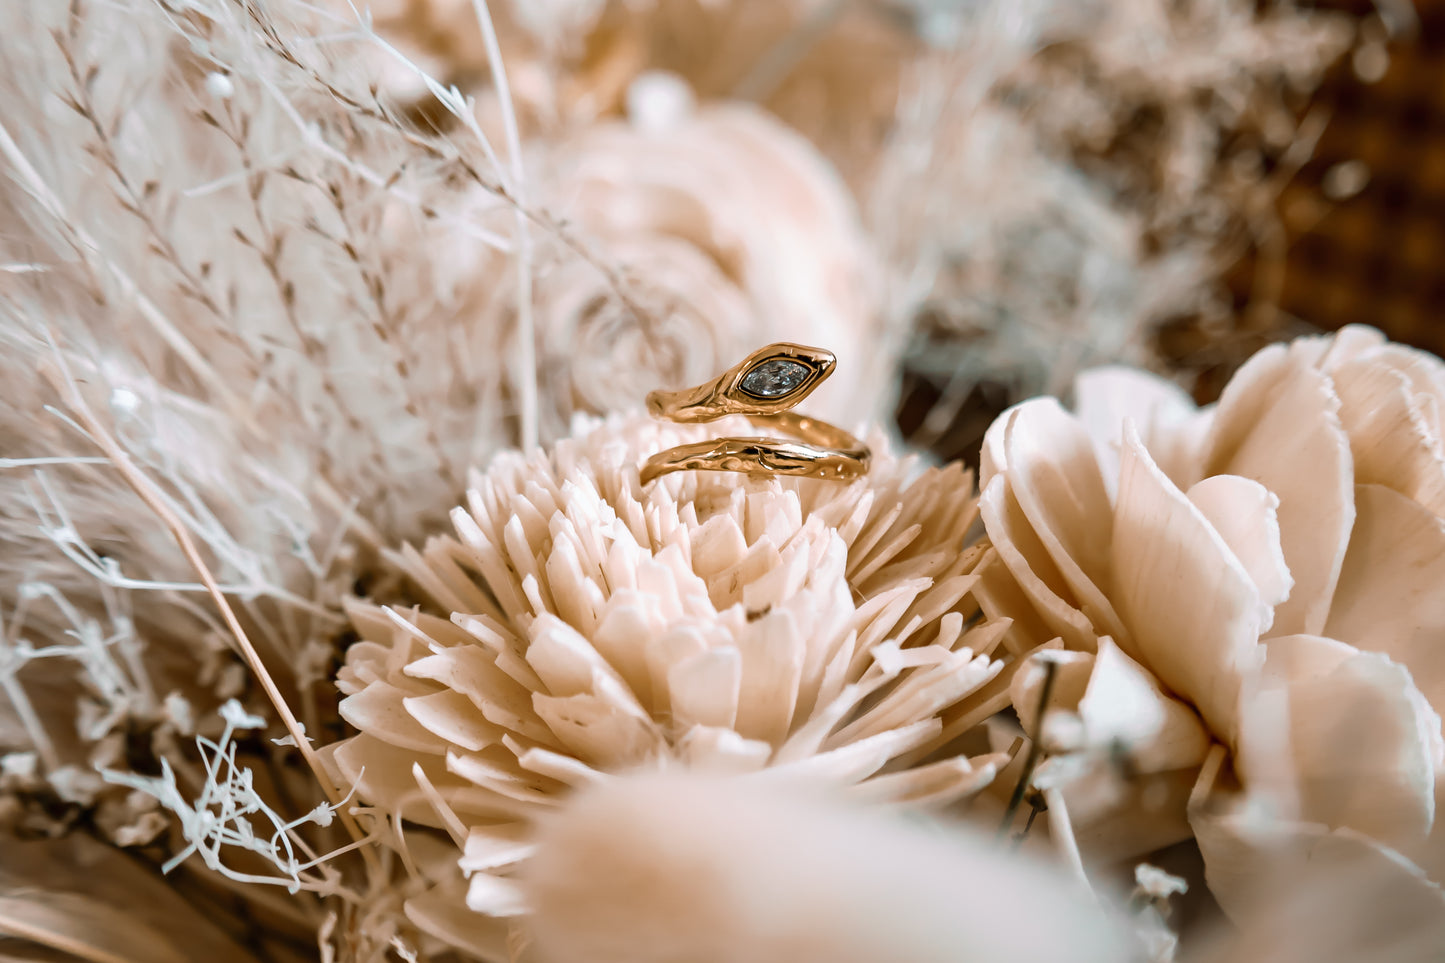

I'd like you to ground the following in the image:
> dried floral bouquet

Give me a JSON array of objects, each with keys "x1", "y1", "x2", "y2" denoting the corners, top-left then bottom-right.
[{"x1": 2, "y1": 0, "x2": 1442, "y2": 961}]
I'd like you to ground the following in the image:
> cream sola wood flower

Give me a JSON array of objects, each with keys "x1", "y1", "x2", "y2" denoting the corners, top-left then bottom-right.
[
  {"x1": 321, "y1": 410, "x2": 1029, "y2": 955},
  {"x1": 976, "y1": 324, "x2": 1445, "y2": 918}
]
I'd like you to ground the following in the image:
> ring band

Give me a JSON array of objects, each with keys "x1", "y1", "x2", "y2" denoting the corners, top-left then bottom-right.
[{"x1": 641, "y1": 343, "x2": 871, "y2": 484}]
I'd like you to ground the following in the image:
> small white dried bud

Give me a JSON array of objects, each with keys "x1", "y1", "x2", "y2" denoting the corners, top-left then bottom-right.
[
  {"x1": 625, "y1": 70, "x2": 694, "y2": 133},
  {"x1": 1, "y1": 752, "x2": 38, "y2": 780},
  {"x1": 109, "y1": 386, "x2": 140, "y2": 413},
  {"x1": 1134, "y1": 863, "x2": 1188, "y2": 900},
  {"x1": 219, "y1": 699, "x2": 266, "y2": 731},
  {"x1": 1040, "y1": 708, "x2": 1085, "y2": 754},
  {"x1": 49, "y1": 764, "x2": 105, "y2": 805},
  {"x1": 271, "y1": 723, "x2": 311, "y2": 748},
  {"x1": 1322, "y1": 161, "x2": 1369, "y2": 201},
  {"x1": 112, "y1": 810, "x2": 168, "y2": 847},
  {"x1": 163, "y1": 691, "x2": 195, "y2": 735},
  {"x1": 204, "y1": 71, "x2": 235, "y2": 100}
]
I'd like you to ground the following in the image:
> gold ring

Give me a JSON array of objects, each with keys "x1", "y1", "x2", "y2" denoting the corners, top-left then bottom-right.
[{"x1": 641, "y1": 343, "x2": 871, "y2": 484}]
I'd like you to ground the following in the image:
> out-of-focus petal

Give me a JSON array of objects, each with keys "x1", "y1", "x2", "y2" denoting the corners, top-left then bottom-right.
[
  {"x1": 1079, "y1": 637, "x2": 1211, "y2": 773},
  {"x1": 521, "y1": 770, "x2": 1135, "y2": 963},
  {"x1": 1194, "y1": 824, "x2": 1445, "y2": 963},
  {"x1": 1064, "y1": 765, "x2": 1199, "y2": 864},
  {"x1": 1297, "y1": 323, "x2": 1388, "y2": 370},
  {"x1": 1202, "y1": 343, "x2": 1354, "y2": 638},
  {"x1": 1192, "y1": 744, "x2": 1445, "y2": 942},
  {"x1": 1237, "y1": 634, "x2": 1440, "y2": 853},
  {"x1": 1187, "y1": 474, "x2": 1292, "y2": 634},
  {"x1": 406, "y1": 876, "x2": 514, "y2": 963},
  {"x1": 1074, "y1": 365, "x2": 1203, "y2": 496},
  {"x1": 1326, "y1": 484, "x2": 1445, "y2": 715},
  {"x1": 1111, "y1": 424, "x2": 1258, "y2": 741},
  {"x1": 1009, "y1": 649, "x2": 1094, "y2": 735},
  {"x1": 559, "y1": 103, "x2": 883, "y2": 426}
]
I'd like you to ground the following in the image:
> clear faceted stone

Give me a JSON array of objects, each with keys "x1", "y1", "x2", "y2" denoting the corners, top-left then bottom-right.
[{"x1": 738, "y1": 358, "x2": 811, "y2": 398}]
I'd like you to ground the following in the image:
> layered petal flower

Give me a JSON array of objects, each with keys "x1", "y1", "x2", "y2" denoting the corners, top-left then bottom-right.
[
  {"x1": 321, "y1": 412, "x2": 1023, "y2": 956},
  {"x1": 978, "y1": 324, "x2": 1445, "y2": 909}
]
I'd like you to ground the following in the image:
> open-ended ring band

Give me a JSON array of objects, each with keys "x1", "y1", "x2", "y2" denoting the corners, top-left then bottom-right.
[{"x1": 641, "y1": 343, "x2": 871, "y2": 484}]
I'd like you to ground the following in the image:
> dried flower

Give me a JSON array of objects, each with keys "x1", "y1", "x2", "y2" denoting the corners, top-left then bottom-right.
[
  {"x1": 482, "y1": 92, "x2": 886, "y2": 434},
  {"x1": 979, "y1": 324, "x2": 1445, "y2": 913},
  {"x1": 323, "y1": 411, "x2": 1018, "y2": 953},
  {"x1": 522, "y1": 768, "x2": 1133, "y2": 963}
]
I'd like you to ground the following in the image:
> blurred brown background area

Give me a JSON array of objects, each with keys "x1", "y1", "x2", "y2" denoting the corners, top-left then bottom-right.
[
  {"x1": 900, "y1": 0, "x2": 1445, "y2": 464},
  {"x1": 1165, "y1": 0, "x2": 1445, "y2": 396}
]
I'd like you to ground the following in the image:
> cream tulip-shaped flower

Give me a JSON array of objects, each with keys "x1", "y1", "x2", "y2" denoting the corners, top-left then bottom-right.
[
  {"x1": 978, "y1": 325, "x2": 1445, "y2": 918},
  {"x1": 321, "y1": 412, "x2": 1021, "y2": 958}
]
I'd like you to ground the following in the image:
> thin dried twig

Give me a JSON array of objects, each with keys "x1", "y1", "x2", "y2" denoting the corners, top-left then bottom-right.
[{"x1": 39, "y1": 354, "x2": 379, "y2": 874}]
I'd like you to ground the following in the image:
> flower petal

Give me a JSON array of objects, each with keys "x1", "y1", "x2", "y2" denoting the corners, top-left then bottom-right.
[
  {"x1": 1187, "y1": 474, "x2": 1292, "y2": 634},
  {"x1": 1111, "y1": 422, "x2": 1259, "y2": 741},
  {"x1": 1008, "y1": 649, "x2": 1092, "y2": 736},
  {"x1": 1297, "y1": 322, "x2": 1387, "y2": 369},
  {"x1": 1074, "y1": 365, "x2": 1203, "y2": 496},
  {"x1": 1191, "y1": 743, "x2": 1445, "y2": 936},
  {"x1": 1079, "y1": 637, "x2": 1210, "y2": 773},
  {"x1": 1001, "y1": 399, "x2": 1129, "y2": 644},
  {"x1": 979, "y1": 475, "x2": 1098, "y2": 651},
  {"x1": 1330, "y1": 357, "x2": 1445, "y2": 518},
  {"x1": 340, "y1": 681, "x2": 451, "y2": 755},
  {"x1": 1202, "y1": 343, "x2": 1354, "y2": 637},
  {"x1": 1325, "y1": 483, "x2": 1445, "y2": 715},
  {"x1": 1237, "y1": 634, "x2": 1440, "y2": 852},
  {"x1": 405, "y1": 878, "x2": 513, "y2": 962},
  {"x1": 1061, "y1": 765, "x2": 1199, "y2": 864}
]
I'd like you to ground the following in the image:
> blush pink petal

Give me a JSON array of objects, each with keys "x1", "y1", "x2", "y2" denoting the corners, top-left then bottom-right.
[
  {"x1": 1366, "y1": 344, "x2": 1445, "y2": 438},
  {"x1": 1297, "y1": 323, "x2": 1387, "y2": 370}
]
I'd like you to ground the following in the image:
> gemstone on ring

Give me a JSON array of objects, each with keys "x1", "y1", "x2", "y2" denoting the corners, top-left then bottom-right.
[
  {"x1": 738, "y1": 358, "x2": 811, "y2": 399},
  {"x1": 642, "y1": 342, "x2": 869, "y2": 483}
]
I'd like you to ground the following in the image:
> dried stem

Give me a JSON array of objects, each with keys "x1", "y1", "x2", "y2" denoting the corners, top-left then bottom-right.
[
  {"x1": 0, "y1": 912, "x2": 146, "y2": 963},
  {"x1": 40, "y1": 356, "x2": 379, "y2": 876},
  {"x1": 997, "y1": 657, "x2": 1057, "y2": 838}
]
